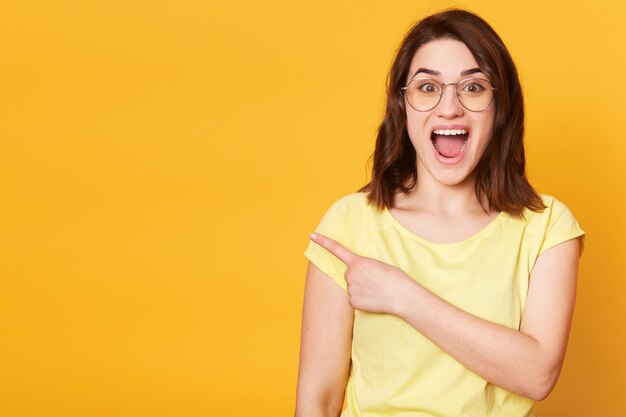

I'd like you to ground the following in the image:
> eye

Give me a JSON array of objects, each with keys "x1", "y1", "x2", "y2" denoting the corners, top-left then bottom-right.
[
  {"x1": 461, "y1": 79, "x2": 489, "y2": 95},
  {"x1": 415, "y1": 79, "x2": 440, "y2": 95}
]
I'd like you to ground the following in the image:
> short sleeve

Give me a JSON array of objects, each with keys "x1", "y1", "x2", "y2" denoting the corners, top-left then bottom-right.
[
  {"x1": 303, "y1": 200, "x2": 348, "y2": 292},
  {"x1": 539, "y1": 198, "x2": 586, "y2": 256}
]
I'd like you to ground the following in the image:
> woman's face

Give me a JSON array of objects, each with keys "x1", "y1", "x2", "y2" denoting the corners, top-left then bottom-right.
[{"x1": 404, "y1": 38, "x2": 496, "y2": 187}]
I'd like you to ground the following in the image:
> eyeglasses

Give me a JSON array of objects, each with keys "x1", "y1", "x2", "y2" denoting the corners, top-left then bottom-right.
[{"x1": 400, "y1": 77, "x2": 497, "y2": 112}]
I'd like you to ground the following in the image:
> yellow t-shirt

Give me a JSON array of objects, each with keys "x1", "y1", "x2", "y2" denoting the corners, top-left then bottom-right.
[{"x1": 303, "y1": 192, "x2": 585, "y2": 417}]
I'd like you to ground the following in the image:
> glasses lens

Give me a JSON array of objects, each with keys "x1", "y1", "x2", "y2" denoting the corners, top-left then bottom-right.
[
  {"x1": 405, "y1": 78, "x2": 441, "y2": 111},
  {"x1": 457, "y1": 78, "x2": 494, "y2": 111}
]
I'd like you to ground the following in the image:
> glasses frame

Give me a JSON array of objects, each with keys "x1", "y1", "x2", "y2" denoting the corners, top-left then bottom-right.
[{"x1": 400, "y1": 77, "x2": 497, "y2": 112}]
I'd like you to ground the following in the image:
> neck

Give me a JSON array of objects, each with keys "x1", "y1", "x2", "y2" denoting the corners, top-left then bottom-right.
[{"x1": 399, "y1": 172, "x2": 488, "y2": 216}]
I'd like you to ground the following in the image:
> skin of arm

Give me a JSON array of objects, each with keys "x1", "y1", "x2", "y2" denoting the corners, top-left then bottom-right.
[
  {"x1": 309, "y1": 232, "x2": 581, "y2": 401},
  {"x1": 294, "y1": 261, "x2": 354, "y2": 417}
]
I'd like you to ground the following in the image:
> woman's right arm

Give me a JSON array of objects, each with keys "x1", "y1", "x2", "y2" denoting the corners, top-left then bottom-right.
[{"x1": 294, "y1": 261, "x2": 354, "y2": 417}]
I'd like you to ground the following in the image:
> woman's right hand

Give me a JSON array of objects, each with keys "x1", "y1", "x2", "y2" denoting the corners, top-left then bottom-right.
[{"x1": 310, "y1": 232, "x2": 419, "y2": 317}]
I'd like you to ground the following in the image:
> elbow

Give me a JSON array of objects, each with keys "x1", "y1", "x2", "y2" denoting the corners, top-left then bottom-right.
[
  {"x1": 526, "y1": 383, "x2": 553, "y2": 402},
  {"x1": 295, "y1": 388, "x2": 345, "y2": 417},
  {"x1": 523, "y1": 365, "x2": 561, "y2": 401}
]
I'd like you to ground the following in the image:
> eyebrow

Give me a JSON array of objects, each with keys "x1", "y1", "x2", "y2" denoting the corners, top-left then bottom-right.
[{"x1": 411, "y1": 67, "x2": 483, "y2": 78}]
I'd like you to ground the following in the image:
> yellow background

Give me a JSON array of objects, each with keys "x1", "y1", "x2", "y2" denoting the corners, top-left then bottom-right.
[{"x1": 1, "y1": 0, "x2": 624, "y2": 415}]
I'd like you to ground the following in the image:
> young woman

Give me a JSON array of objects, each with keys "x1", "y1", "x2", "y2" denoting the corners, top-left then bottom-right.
[{"x1": 295, "y1": 9, "x2": 585, "y2": 417}]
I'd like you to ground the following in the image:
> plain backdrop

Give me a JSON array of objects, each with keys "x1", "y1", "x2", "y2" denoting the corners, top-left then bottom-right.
[{"x1": 0, "y1": 0, "x2": 624, "y2": 416}]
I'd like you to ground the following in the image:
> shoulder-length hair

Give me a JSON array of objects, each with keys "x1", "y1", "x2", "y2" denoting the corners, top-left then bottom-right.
[{"x1": 357, "y1": 9, "x2": 545, "y2": 217}]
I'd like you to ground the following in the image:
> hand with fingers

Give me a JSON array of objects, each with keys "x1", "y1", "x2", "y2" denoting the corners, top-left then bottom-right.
[{"x1": 310, "y1": 232, "x2": 419, "y2": 315}]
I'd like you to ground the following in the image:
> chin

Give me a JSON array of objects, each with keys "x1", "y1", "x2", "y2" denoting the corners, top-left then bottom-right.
[
  {"x1": 436, "y1": 174, "x2": 470, "y2": 186},
  {"x1": 429, "y1": 165, "x2": 475, "y2": 186}
]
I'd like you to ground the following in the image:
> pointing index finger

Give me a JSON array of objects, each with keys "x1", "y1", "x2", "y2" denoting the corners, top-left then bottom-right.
[{"x1": 310, "y1": 232, "x2": 358, "y2": 266}]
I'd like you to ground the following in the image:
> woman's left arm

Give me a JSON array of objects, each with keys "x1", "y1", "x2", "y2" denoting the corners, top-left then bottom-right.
[{"x1": 309, "y1": 233, "x2": 581, "y2": 401}]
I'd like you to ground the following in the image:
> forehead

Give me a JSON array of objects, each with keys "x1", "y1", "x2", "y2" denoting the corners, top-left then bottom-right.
[{"x1": 407, "y1": 39, "x2": 480, "y2": 80}]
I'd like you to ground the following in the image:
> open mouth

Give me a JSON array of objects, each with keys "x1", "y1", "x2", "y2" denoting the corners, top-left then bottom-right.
[{"x1": 431, "y1": 129, "x2": 468, "y2": 159}]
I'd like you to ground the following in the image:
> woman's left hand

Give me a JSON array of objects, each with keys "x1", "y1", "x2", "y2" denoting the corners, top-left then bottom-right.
[{"x1": 310, "y1": 232, "x2": 418, "y2": 315}]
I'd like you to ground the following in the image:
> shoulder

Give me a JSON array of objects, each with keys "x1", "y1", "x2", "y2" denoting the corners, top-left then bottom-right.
[
  {"x1": 519, "y1": 194, "x2": 576, "y2": 226},
  {"x1": 321, "y1": 191, "x2": 375, "y2": 220},
  {"x1": 329, "y1": 191, "x2": 370, "y2": 209},
  {"x1": 318, "y1": 191, "x2": 383, "y2": 244},
  {"x1": 518, "y1": 193, "x2": 585, "y2": 255}
]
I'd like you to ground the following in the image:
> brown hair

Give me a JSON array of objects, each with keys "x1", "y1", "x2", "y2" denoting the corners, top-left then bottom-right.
[{"x1": 357, "y1": 9, "x2": 545, "y2": 216}]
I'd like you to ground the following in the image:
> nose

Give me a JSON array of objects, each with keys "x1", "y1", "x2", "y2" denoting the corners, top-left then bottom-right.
[{"x1": 435, "y1": 84, "x2": 464, "y2": 118}]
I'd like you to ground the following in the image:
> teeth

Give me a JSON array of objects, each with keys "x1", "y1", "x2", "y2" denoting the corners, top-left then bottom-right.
[{"x1": 433, "y1": 129, "x2": 467, "y2": 135}]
